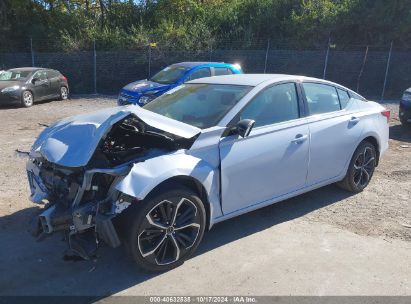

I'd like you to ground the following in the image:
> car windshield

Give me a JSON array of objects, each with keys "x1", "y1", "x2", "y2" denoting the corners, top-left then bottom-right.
[
  {"x1": 150, "y1": 65, "x2": 189, "y2": 84},
  {"x1": 143, "y1": 84, "x2": 252, "y2": 129},
  {"x1": 0, "y1": 70, "x2": 32, "y2": 81}
]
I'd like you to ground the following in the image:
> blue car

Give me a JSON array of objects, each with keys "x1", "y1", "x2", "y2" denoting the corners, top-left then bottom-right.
[{"x1": 118, "y1": 62, "x2": 242, "y2": 106}]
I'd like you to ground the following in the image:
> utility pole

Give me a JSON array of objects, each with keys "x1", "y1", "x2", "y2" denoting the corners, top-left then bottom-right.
[
  {"x1": 93, "y1": 40, "x2": 97, "y2": 94},
  {"x1": 148, "y1": 44, "x2": 152, "y2": 78},
  {"x1": 30, "y1": 38, "x2": 35, "y2": 67},
  {"x1": 381, "y1": 41, "x2": 393, "y2": 102},
  {"x1": 263, "y1": 39, "x2": 270, "y2": 73},
  {"x1": 356, "y1": 45, "x2": 369, "y2": 93},
  {"x1": 323, "y1": 37, "x2": 331, "y2": 79}
]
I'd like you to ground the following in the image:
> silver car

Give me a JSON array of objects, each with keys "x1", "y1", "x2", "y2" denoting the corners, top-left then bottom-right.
[{"x1": 27, "y1": 74, "x2": 389, "y2": 271}]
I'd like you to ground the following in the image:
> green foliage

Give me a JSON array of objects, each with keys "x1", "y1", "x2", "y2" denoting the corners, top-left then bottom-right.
[{"x1": 1, "y1": 0, "x2": 411, "y2": 51}]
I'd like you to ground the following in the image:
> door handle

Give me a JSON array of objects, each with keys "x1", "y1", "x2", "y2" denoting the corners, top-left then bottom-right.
[
  {"x1": 349, "y1": 116, "x2": 360, "y2": 125},
  {"x1": 291, "y1": 134, "x2": 308, "y2": 144}
]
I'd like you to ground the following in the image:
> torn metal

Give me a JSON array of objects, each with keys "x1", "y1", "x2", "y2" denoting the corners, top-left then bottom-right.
[{"x1": 26, "y1": 106, "x2": 209, "y2": 259}]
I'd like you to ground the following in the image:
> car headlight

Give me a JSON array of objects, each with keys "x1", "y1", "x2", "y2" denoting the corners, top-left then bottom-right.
[
  {"x1": 402, "y1": 93, "x2": 411, "y2": 102},
  {"x1": 139, "y1": 95, "x2": 152, "y2": 105},
  {"x1": 1, "y1": 85, "x2": 19, "y2": 93}
]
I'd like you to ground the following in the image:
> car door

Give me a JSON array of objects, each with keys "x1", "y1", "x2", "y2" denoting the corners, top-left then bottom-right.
[
  {"x1": 31, "y1": 70, "x2": 50, "y2": 100},
  {"x1": 46, "y1": 70, "x2": 60, "y2": 97},
  {"x1": 301, "y1": 82, "x2": 364, "y2": 185},
  {"x1": 219, "y1": 82, "x2": 310, "y2": 214}
]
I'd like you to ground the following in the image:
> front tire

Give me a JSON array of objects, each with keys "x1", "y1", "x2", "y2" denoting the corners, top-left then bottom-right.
[
  {"x1": 21, "y1": 90, "x2": 33, "y2": 107},
  {"x1": 338, "y1": 141, "x2": 377, "y2": 193},
  {"x1": 124, "y1": 186, "x2": 206, "y2": 272}
]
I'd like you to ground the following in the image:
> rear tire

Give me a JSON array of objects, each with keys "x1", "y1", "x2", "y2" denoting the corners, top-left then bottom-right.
[
  {"x1": 337, "y1": 141, "x2": 377, "y2": 193},
  {"x1": 21, "y1": 90, "x2": 33, "y2": 107},
  {"x1": 123, "y1": 185, "x2": 206, "y2": 272},
  {"x1": 59, "y1": 86, "x2": 68, "y2": 100}
]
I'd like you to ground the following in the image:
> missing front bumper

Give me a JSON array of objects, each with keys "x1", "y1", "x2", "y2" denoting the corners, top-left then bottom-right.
[{"x1": 27, "y1": 159, "x2": 134, "y2": 259}]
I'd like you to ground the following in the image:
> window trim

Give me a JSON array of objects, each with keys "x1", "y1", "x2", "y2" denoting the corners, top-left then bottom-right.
[
  {"x1": 225, "y1": 81, "x2": 304, "y2": 131},
  {"x1": 336, "y1": 87, "x2": 351, "y2": 109}
]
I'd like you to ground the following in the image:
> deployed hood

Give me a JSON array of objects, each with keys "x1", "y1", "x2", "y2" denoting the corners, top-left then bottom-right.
[
  {"x1": 122, "y1": 79, "x2": 170, "y2": 94},
  {"x1": 31, "y1": 106, "x2": 201, "y2": 167}
]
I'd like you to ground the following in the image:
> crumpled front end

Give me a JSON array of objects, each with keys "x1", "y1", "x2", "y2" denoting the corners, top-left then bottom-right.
[
  {"x1": 26, "y1": 107, "x2": 200, "y2": 259},
  {"x1": 27, "y1": 157, "x2": 134, "y2": 258}
]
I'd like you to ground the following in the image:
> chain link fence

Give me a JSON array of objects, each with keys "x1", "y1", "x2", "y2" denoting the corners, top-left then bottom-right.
[{"x1": 0, "y1": 39, "x2": 409, "y2": 100}]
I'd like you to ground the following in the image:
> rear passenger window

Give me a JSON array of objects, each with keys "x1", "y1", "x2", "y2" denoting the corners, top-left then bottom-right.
[
  {"x1": 302, "y1": 83, "x2": 340, "y2": 115},
  {"x1": 240, "y1": 83, "x2": 299, "y2": 127},
  {"x1": 188, "y1": 68, "x2": 211, "y2": 81},
  {"x1": 47, "y1": 70, "x2": 60, "y2": 78},
  {"x1": 337, "y1": 88, "x2": 350, "y2": 108},
  {"x1": 214, "y1": 67, "x2": 233, "y2": 76}
]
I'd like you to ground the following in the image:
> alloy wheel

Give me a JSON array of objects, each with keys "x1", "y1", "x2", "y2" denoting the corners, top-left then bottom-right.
[
  {"x1": 353, "y1": 146, "x2": 375, "y2": 187},
  {"x1": 137, "y1": 198, "x2": 201, "y2": 266},
  {"x1": 61, "y1": 87, "x2": 68, "y2": 100},
  {"x1": 23, "y1": 91, "x2": 33, "y2": 106}
]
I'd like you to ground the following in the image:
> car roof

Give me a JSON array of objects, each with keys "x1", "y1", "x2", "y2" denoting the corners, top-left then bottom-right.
[
  {"x1": 172, "y1": 62, "x2": 235, "y2": 68},
  {"x1": 189, "y1": 73, "x2": 345, "y2": 87},
  {"x1": 8, "y1": 67, "x2": 45, "y2": 72}
]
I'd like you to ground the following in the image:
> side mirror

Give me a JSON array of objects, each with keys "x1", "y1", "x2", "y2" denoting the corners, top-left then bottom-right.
[
  {"x1": 31, "y1": 77, "x2": 39, "y2": 84},
  {"x1": 236, "y1": 119, "x2": 255, "y2": 138}
]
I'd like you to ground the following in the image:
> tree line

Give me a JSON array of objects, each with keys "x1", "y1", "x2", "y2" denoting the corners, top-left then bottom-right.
[{"x1": 1, "y1": 0, "x2": 411, "y2": 51}]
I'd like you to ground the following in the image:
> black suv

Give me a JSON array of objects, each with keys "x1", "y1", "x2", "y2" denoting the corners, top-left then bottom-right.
[{"x1": 0, "y1": 67, "x2": 69, "y2": 107}]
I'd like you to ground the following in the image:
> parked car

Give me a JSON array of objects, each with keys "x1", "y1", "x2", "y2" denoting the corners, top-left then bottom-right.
[
  {"x1": 27, "y1": 74, "x2": 389, "y2": 271},
  {"x1": 400, "y1": 87, "x2": 411, "y2": 126},
  {"x1": 117, "y1": 61, "x2": 242, "y2": 106},
  {"x1": 0, "y1": 67, "x2": 68, "y2": 107}
]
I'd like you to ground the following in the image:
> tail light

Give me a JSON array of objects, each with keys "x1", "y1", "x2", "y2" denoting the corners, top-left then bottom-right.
[
  {"x1": 60, "y1": 75, "x2": 68, "y2": 82},
  {"x1": 381, "y1": 110, "x2": 390, "y2": 123}
]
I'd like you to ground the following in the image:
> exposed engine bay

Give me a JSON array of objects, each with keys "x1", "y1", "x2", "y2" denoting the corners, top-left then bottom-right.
[{"x1": 27, "y1": 113, "x2": 197, "y2": 259}]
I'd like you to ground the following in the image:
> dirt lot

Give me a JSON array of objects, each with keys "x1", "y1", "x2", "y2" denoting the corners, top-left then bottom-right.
[{"x1": 0, "y1": 96, "x2": 410, "y2": 297}]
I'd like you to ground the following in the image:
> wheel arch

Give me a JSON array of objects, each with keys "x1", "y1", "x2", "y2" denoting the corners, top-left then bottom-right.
[
  {"x1": 22, "y1": 89, "x2": 35, "y2": 102},
  {"x1": 362, "y1": 135, "x2": 380, "y2": 166},
  {"x1": 115, "y1": 153, "x2": 221, "y2": 230},
  {"x1": 144, "y1": 175, "x2": 212, "y2": 231}
]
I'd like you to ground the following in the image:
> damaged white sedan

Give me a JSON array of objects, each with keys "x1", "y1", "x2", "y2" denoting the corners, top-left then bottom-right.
[{"x1": 27, "y1": 74, "x2": 389, "y2": 271}]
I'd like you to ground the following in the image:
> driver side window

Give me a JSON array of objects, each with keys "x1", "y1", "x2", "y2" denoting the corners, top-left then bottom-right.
[
  {"x1": 33, "y1": 71, "x2": 47, "y2": 81},
  {"x1": 240, "y1": 83, "x2": 300, "y2": 128}
]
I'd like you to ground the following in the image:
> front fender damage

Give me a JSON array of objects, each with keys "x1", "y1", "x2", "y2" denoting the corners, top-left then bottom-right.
[
  {"x1": 26, "y1": 111, "x2": 201, "y2": 260},
  {"x1": 115, "y1": 152, "x2": 222, "y2": 226}
]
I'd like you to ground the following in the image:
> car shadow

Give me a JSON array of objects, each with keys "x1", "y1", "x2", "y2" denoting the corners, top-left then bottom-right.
[
  {"x1": 390, "y1": 124, "x2": 411, "y2": 143},
  {"x1": 197, "y1": 184, "x2": 352, "y2": 255},
  {"x1": 0, "y1": 98, "x2": 61, "y2": 109},
  {"x1": 0, "y1": 184, "x2": 352, "y2": 298}
]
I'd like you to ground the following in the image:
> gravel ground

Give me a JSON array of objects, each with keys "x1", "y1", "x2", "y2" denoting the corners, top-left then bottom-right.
[
  {"x1": 0, "y1": 96, "x2": 409, "y2": 242},
  {"x1": 0, "y1": 95, "x2": 410, "y2": 297}
]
